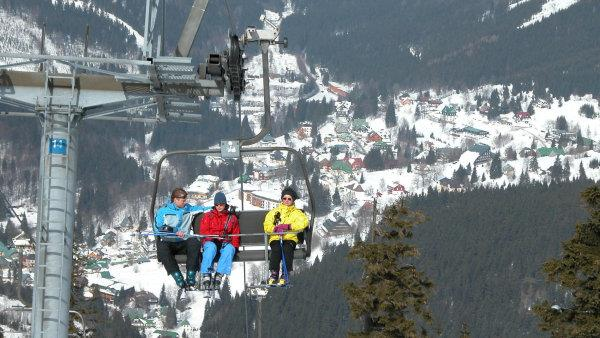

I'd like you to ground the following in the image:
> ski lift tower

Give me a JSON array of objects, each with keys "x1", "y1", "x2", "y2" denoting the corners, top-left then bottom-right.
[{"x1": 0, "y1": 0, "x2": 285, "y2": 336}]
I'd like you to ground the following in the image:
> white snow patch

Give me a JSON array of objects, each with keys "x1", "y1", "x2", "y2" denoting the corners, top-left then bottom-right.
[{"x1": 519, "y1": 0, "x2": 581, "y2": 29}]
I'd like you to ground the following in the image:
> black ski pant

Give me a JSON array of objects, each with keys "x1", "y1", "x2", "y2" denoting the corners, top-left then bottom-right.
[
  {"x1": 269, "y1": 240, "x2": 296, "y2": 275},
  {"x1": 157, "y1": 238, "x2": 202, "y2": 275}
]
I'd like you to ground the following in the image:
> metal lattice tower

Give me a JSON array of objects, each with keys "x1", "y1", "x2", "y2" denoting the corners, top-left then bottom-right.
[{"x1": 0, "y1": 1, "x2": 286, "y2": 336}]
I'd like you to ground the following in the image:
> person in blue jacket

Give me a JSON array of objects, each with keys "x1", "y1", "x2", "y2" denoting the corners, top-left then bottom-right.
[{"x1": 154, "y1": 187, "x2": 211, "y2": 288}]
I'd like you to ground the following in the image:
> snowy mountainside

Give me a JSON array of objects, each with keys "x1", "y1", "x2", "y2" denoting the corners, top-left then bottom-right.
[{"x1": 2, "y1": 3, "x2": 600, "y2": 337}]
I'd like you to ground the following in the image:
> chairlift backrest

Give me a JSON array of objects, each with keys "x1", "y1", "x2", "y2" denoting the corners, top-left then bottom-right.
[{"x1": 176, "y1": 208, "x2": 309, "y2": 263}]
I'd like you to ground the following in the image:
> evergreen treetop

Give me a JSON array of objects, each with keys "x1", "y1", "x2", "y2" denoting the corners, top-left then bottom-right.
[
  {"x1": 533, "y1": 184, "x2": 600, "y2": 337},
  {"x1": 344, "y1": 201, "x2": 434, "y2": 337}
]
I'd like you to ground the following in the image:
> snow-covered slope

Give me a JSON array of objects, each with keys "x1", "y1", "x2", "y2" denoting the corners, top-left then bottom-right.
[{"x1": 511, "y1": 0, "x2": 582, "y2": 28}]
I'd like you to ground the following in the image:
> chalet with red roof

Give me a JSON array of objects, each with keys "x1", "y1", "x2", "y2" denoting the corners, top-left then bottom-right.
[
  {"x1": 367, "y1": 131, "x2": 383, "y2": 142},
  {"x1": 328, "y1": 85, "x2": 349, "y2": 98}
]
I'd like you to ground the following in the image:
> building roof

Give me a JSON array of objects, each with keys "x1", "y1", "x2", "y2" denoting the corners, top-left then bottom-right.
[
  {"x1": 462, "y1": 126, "x2": 489, "y2": 135},
  {"x1": 0, "y1": 241, "x2": 16, "y2": 258},
  {"x1": 469, "y1": 143, "x2": 491, "y2": 154},
  {"x1": 153, "y1": 330, "x2": 178, "y2": 337},
  {"x1": 537, "y1": 147, "x2": 565, "y2": 157},
  {"x1": 332, "y1": 160, "x2": 353, "y2": 174}
]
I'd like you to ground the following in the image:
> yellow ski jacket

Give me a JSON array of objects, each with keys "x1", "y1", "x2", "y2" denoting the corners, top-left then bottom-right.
[{"x1": 263, "y1": 203, "x2": 309, "y2": 244}]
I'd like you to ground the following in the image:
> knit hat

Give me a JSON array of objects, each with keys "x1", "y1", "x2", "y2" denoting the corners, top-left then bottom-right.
[
  {"x1": 214, "y1": 192, "x2": 227, "y2": 205},
  {"x1": 281, "y1": 187, "x2": 298, "y2": 201}
]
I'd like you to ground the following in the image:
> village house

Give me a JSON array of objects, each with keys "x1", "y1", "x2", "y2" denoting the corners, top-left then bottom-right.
[
  {"x1": 297, "y1": 121, "x2": 312, "y2": 137},
  {"x1": 337, "y1": 132, "x2": 353, "y2": 142},
  {"x1": 332, "y1": 160, "x2": 353, "y2": 175},
  {"x1": 132, "y1": 318, "x2": 156, "y2": 329},
  {"x1": 335, "y1": 118, "x2": 351, "y2": 134},
  {"x1": 341, "y1": 182, "x2": 365, "y2": 200},
  {"x1": 519, "y1": 147, "x2": 537, "y2": 158},
  {"x1": 372, "y1": 141, "x2": 392, "y2": 152},
  {"x1": 367, "y1": 131, "x2": 383, "y2": 143},
  {"x1": 399, "y1": 97, "x2": 413, "y2": 106},
  {"x1": 12, "y1": 232, "x2": 34, "y2": 255},
  {"x1": 503, "y1": 163, "x2": 516, "y2": 179},
  {"x1": 328, "y1": 84, "x2": 349, "y2": 98},
  {"x1": 330, "y1": 144, "x2": 350, "y2": 154},
  {"x1": 537, "y1": 147, "x2": 565, "y2": 157},
  {"x1": 479, "y1": 102, "x2": 490, "y2": 114},
  {"x1": 441, "y1": 105, "x2": 457, "y2": 116},
  {"x1": 515, "y1": 111, "x2": 531, "y2": 120},
  {"x1": 319, "y1": 215, "x2": 353, "y2": 237},
  {"x1": 387, "y1": 183, "x2": 406, "y2": 195},
  {"x1": 260, "y1": 134, "x2": 277, "y2": 145},
  {"x1": 469, "y1": 143, "x2": 492, "y2": 163},
  {"x1": 352, "y1": 118, "x2": 369, "y2": 132},
  {"x1": 319, "y1": 159, "x2": 332, "y2": 171},
  {"x1": 134, "y1": 290, "x2": 159, "y2": 308},
  {"x1": 348, "y1": 158, "x2": 364, "y2": 170},
  {"x1": 187, "y1": 175, "x2": 220, "y2": 201},
  {"x1": 438, "y1": 178, "x2": 464, "y2": 192},
  {"x1": 246, "y1": 190, "x2": 281, "y2": 210},
  {"x1": 429, "y1": 98, "x2": 443, "y2": 107},
  {"x1": 461, "y1": 126, "x2": 489, "y2": 136}
]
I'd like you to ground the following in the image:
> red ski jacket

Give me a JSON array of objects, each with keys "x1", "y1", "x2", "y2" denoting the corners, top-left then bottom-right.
[{"x1": 199, "y1": 208, "x2": 240, "y2": 248}]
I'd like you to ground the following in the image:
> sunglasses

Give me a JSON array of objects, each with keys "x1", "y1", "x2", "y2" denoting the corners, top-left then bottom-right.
[
  {"x1": 215, "y1": 203, "x2": 226, "y2": 206},
  {"x1": 282, "y1": 197, "x2": 293, "y2": 201}
]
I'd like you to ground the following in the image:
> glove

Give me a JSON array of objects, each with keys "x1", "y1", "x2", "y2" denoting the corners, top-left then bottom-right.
[
  {"x1": 159, "y1": 225, "x2": 174, "y2": 233},
  {"x1": 274, "y1": 224, "x2": 290, "y2": 233}
]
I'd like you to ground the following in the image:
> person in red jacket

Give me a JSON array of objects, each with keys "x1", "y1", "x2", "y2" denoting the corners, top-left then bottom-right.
[{"x1": 199, "y1": 192, "x2": 240, "y2": 288}]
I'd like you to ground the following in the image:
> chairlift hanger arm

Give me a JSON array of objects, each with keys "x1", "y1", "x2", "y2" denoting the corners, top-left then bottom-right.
[{"x1": 175, "y1": 0, "x2": 210, "y2": 57}]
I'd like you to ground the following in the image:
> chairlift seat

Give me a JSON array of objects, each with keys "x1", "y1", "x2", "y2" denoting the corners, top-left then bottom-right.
[{"x1": 174, "y1": 209, "x2": 309, "y2": 264}]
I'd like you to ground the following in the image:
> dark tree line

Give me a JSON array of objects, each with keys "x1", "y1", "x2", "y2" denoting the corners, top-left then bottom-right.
[
  {"x1": 201, "y1": 179, "x2": 596, "y2": 337},
  {"x1": 282, "y1": 0, "x2": 600, "y2": 97}
]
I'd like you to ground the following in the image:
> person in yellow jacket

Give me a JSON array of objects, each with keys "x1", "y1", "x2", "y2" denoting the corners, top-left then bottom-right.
[{"x1": 263, "y1": 186, "x2": 309, "y2": 286}]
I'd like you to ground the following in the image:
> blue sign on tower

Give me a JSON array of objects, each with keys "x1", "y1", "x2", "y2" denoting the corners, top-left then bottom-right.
[{"x1": 49, "y1": 138, "x2": 68, "y2": 155}]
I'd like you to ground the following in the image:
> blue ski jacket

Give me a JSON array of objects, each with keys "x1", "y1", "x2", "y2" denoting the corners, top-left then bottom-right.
[{"x1": 154, "y1": 202, "x2": 211, "y2": 241}]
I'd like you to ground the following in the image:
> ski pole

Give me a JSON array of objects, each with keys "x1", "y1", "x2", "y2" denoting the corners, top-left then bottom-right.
[{"x1": 279, "y1": 235, "x2": 289, "y2": 284}]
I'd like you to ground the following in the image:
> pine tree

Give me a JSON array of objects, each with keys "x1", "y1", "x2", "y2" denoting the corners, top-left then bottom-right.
[
  {"x1": 385, "y1": 101, "x2": 397, "y2": 128},
  {"x1": 489, "y1": 153, "x2": 503, "y2": 179},
  {"x1": 460, "y1": 322, "x2": 471, "y2": 337},
  {"x1": 425, "y1": 149, "x2": 437, "y2": 165},
  {"x1": 359, "y1": 173, "x2": 365, "y2": 184},
  {"x1": 344, "y1": 202, "x2": 434, "y2": 336},
  {"x1": 86, "y1": 223, "x2": 97, "y2": 248},
  {"x1": 241, "y1": 115, "x2": 254, "y2": 138},
  {"x1": 562, "y1": 159, "x2": 571, "y2": 181},
  {"x1": 138, "y1": 212, "x2": 148, "y2": 232},
  {"x1": 550, "y1": 156, "x2": 563, "y2": 182},
  {"x1": 470, "y1": 166, "x2": 478, "y2": 184},
  {"x1": 481, "y1": 173, "x2": 486, "y2": 182},
  {"x1": 533, "y1": 184, "x2": 600, "y2": 336},
  {"x1": 579, "y1": 162, "x2": 587, "y2": 180},
  {"x1": 519, "y1": 170, "x2": 530, "y2": 185},
  {"x1": 164, "y1": 305, "x2": 177, "y2": 329},
  {"x1": 158, "y1": 284, "x2": 169, "y2": 307},
  {"x1": 332, "y1": 187, "x2": 341, "y2": 206},
  {"x1": 530, "y1": 156, "x2": 539, "y2": 172}
]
